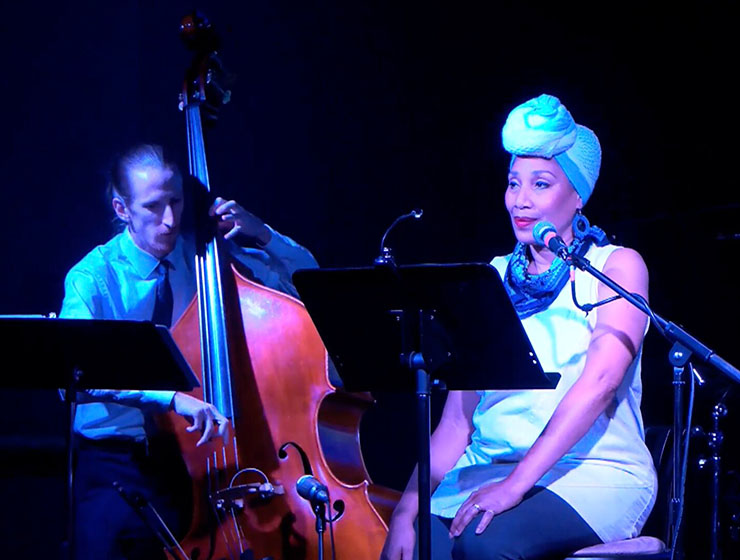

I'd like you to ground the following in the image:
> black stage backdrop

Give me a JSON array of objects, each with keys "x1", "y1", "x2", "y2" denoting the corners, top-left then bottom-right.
[{"x1": 1, "y1": 2, "x2": 738, "y2": 557}]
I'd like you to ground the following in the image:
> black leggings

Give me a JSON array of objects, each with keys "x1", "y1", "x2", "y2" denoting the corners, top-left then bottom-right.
[{"x1": 418, "y1": 487, "x2": 602, "y2": 560}]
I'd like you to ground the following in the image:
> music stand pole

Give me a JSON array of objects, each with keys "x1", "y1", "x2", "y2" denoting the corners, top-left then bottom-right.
[
  {"x1": 64, "y1": 367, "x2": 82, "y2": 560},
  {"x1": 292, "y1": 263, "x2": 560, "y2": 560},
  {"x1": 410, "y1": 351, "x2": 432, "y2": 560},
  {"x1": 396, "y1": 305, "x2": 434, "y2": 560}
]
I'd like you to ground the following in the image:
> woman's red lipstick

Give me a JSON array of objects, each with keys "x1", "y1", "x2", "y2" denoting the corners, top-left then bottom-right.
[{"x1": 513, "y1": 217, "x2": 536, "y2": 228}]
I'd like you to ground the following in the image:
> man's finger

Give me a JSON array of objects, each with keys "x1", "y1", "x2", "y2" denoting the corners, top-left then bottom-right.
[
  {"x1": 209, "y1": 197, "x2": 226, "y2": 215},
  {"x1": 186, "y1": 413, "x2": 203, "y2": 433},
  {"x1": 223, "y1": 224, "x2": 242, "y2": 240},
  {"x1": 214, "y1": 200, "x2": 238, "y2": 215},
  {"x1": 197, "y1": 415, "x2": 215, "y2": 446},
  {"x1": 217, "y1": 418, "x2": 230, "y2": 444}
]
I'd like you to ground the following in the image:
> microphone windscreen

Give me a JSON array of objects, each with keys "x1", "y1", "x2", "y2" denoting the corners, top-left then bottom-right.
[
  {"x1": 296, "y1": 475, "x2": 330, "y2": 503},
  {"x1": 533, "y1": 221, "x2": 557, "y2": 246}
]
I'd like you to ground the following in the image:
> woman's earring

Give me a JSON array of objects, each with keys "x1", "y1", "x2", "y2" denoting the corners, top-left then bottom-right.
[{"x1": 572, "y1": 209, "x2": 589, "y2": 239}]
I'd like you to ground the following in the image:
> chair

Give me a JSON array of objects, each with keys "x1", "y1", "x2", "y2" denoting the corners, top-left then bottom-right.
[{"x1": 564, "y1": 426, "x2": 674, "y2": 559}]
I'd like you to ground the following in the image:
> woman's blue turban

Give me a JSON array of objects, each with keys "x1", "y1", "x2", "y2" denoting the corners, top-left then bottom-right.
[{"x1": 501, "y1": 94, "x2": 601, "y2": 204}]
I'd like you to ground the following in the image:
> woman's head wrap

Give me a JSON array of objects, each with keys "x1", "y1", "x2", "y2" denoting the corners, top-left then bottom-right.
[{"x1": 501, "y1": 94, "x2": 601, "y2": 204}]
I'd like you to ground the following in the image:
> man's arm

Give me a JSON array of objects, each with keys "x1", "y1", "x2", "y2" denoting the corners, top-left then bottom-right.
[
  {"x1": 256, "y1": 223, "x2": 319, "y2": 271},
  {"x1": 60, "y1": 269, "x2": 101, "y2": 320},
  {"x1": 59, "y1": 267, "x2": 176, "y2": 411},
  {"x1": 59, "y1": 264, "x2": 229, "y2": 443},
  {"x1": 209, "y1": 196, "x2": 318, "y2": 296}
]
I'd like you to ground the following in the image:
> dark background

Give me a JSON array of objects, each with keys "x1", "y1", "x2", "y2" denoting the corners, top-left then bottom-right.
[{"x1": 1, "y1": 2, "x2": 738, "y2": 557}]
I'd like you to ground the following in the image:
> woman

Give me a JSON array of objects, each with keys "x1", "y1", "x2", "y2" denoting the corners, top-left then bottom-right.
[{"x1": 381, "y1": 94, "x2": 657, "y2": 559}]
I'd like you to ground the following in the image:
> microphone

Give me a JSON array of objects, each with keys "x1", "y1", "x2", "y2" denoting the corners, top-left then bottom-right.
[
  {"x1": 296, "y1": 475, "x2": 330, "y2": 504},
  {"x1": 532, "y1": 221, "x2": 569, "y2": 260}
]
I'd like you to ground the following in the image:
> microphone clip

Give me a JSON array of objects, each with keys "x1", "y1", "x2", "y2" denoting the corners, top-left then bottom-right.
[{"x1": 374, "y1": 246, "x2": 396, "y2": 267}]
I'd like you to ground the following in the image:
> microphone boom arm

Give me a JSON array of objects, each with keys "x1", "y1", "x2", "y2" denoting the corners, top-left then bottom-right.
[{"x1": 568, "y1": 251, "x2": 740, "y2": 383}]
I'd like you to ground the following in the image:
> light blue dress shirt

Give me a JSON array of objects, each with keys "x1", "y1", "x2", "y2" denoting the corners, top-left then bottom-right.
[{"x1": 60, "y1": 226, "x2": 318, "y2": 441}]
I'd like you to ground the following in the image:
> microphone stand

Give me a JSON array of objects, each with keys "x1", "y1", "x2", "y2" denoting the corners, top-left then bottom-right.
[
  {"x1": 708, "y1": 401, "x2": 728, "y2": 560},
  {"x1": 567, "y1": 251, "x2": 740, "y2": 558},
  {"x1": 311, "y1": 500, "x2": 327, "y2": 560},
  {"x1": 696, "y1": 397, "x2": 730, "y2": 560},
  {"x1": 114, "y1": 482, "x2": 190, "y2": 560}
]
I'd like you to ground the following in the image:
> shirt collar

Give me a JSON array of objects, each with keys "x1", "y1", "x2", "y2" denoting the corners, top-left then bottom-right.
[{"x1": 120, "y1": 228, "x2": 183, "y2": 279}]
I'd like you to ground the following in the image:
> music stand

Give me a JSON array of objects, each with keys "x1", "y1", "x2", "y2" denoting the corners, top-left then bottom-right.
[
  {"x1": 293, "y1": 263, "x2": 559, "y2": 560},
  {"x1": 0, "y1": 317, "x2": 199, "y2": 559}
]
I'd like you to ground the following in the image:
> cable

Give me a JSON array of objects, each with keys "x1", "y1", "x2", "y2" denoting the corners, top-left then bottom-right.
[
  {"x1": 569, "y1": 266, "x2": 623, "y2": 314},
  {"x1": 670, "y1": 362, "x2": 695, "y2": 560},
  {"x1": 328, "y1": 499, "x2": 337, "y2": 560}
]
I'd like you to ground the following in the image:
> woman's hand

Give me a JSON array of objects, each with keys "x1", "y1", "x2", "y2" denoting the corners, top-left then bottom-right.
[
  {"x1": 209, "y1": 196, "x2": 272, "y2": 245},
  {"x1": 380, "y1": 513, "x2": 417, "y2": 560},
  {"x1": 448, "y1": 478, "x2": 525, "y2": 538}
]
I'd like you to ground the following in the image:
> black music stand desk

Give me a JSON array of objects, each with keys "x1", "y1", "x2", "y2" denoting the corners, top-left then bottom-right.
[
  {"x1": 0, "y1": 317, "x2": 199, "y2": 559},
  {"x1": 293, "y1": 263, "x2": 559, "y2": 560}
]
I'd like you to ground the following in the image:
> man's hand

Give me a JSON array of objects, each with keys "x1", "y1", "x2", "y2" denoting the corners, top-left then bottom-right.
[
  {"x1": 209, "y1": 197, "x2": 272, "y2": 245},
  {"x1": 171, "y1": 392, "x2": 230, "y2": 446}
]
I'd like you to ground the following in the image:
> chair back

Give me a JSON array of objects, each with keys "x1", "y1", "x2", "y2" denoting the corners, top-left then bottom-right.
[
  {"x1": 641, "y1": 425, "x2": 673, "y2": 544},
  {"x1": 564, "y1": 425, "x2": 674, "y2": 559}
]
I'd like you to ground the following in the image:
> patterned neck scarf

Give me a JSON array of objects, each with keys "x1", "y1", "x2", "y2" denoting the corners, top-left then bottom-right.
[{"x1": 503, "y1": 213, "x2": 609, "y2": 319}]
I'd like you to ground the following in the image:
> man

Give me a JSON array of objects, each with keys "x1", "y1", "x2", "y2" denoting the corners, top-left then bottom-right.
[{"x1": 60, "y1": 143, "x2": 318, "y2": 559}]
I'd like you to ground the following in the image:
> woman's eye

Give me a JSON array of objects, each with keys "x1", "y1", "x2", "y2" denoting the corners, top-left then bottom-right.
[{"x1": 534, "y1": 180, "x2": 550, "y2": 189}]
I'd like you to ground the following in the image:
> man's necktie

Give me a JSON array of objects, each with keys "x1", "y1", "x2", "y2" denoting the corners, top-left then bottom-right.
[{"x1": 151, "y1": 260, "x2": 173, "y2": 328}]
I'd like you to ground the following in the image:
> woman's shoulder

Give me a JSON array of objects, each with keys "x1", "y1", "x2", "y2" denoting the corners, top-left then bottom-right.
[
  {"x1": 588, "y1": 243, "x2": 646, "y2": 271},
  {"x1": 489, "y1": 254, "x2": 512, "y2": 279},
  {"x1": 596, "y1": 244, "x2": 647, "y2": 273},
  {"x1": 587, "y1": 244, "x2": 649, "y2": 298},
  {"x1": 490, "y1": 254, "x2": 512, "y2": 265},
  {"x1": 604, "y1": 246, "x2": 648, "y2": 281}
]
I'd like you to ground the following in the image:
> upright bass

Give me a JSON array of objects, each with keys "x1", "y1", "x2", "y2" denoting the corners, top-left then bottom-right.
[{"x1": 160, "y1": 12, "x2": 399, "y2": 560}]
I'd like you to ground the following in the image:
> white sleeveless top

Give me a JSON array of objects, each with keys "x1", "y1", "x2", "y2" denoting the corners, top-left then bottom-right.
[{"x1": 430, "y1": 244, "x2": 657, "y2": 543}]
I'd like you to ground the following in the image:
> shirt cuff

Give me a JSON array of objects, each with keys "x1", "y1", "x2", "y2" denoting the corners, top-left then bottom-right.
[
  {"x1": 257, "y1": 224, "x2": 278, "y2": 250},
  {"x1": 139, "y1": 390, "x2": 177, "y2": 411}
]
